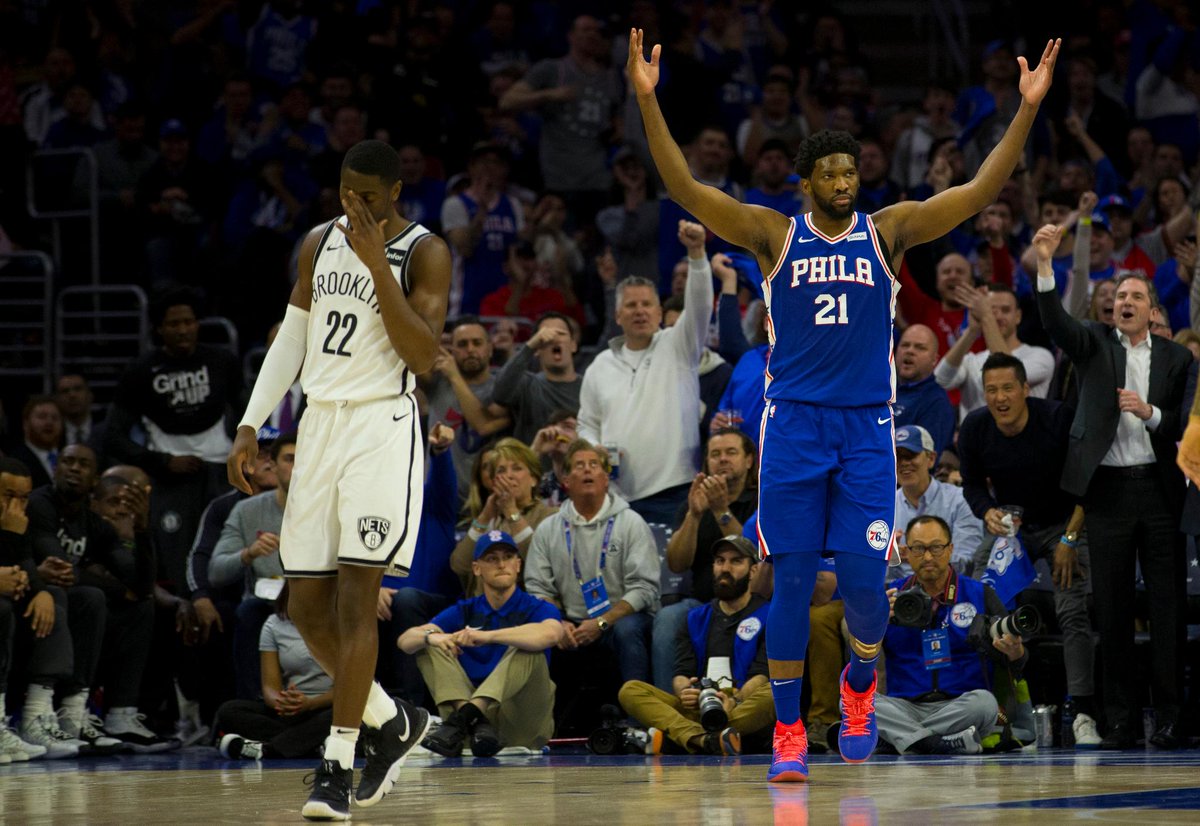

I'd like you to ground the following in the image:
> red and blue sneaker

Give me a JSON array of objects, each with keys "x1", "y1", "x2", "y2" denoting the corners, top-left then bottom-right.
[
  {"x1": 838, "y1": 665, "x2": 878, "y2": 763},
  {"x1": 767, "y1": 720, "x2": 809, "y2": 782}
]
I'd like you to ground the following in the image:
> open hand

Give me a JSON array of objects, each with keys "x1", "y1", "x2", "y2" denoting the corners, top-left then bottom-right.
[
  {"x1": 626, "y1": 28, "x2": 661, "y2": 96},
  {"x1": 1018, "y1": 38, "x2": 1062, "y2": 107}
]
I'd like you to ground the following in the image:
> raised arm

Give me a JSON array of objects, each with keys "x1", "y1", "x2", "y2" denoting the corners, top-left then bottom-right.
[
  {"x1": 627, "y1": 29, "x2": 789, "y2": 265},
  {"x1": 876, "y1": 39, "x2": 1061, "y2": 260}
]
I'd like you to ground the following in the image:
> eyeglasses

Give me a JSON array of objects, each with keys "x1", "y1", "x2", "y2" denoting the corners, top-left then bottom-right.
[{"x1": 906, "y1": 543, "x2": 950, "y2": 557}]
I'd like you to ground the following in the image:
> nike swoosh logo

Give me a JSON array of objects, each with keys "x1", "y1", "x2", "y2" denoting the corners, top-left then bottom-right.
[
  {"x1": 877, "y1": 417, "x2": 890, "y2": 425},
  {"x1": 796, "y1": 237, "x2": 817, "y2": 243},
  {"x1": 396, "y1": 711, "x2": 409, "y2": 740},
  {"x1": 393, "y1": 411, "x2": 411, "y2": 422},
  {"x1": 773, "y1": 679, "x2": 797, "y2": 686}
]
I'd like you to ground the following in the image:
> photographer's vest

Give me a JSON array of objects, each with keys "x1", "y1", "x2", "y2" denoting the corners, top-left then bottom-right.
[
  {"x1": 686, "y1": 600, "x2": 770, "y2": 688},
  {"x1": 884, "y1": 573, "x2": 990, "y2": 700}
]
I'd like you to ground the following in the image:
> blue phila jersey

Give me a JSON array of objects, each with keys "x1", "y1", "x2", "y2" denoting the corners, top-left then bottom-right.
[{"x1": 762, "y1": 212, "x2": 899, "y2": 407}]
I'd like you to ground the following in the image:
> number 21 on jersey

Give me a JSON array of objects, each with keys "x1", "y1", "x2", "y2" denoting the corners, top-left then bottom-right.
[{"x1": 814, "y1": 293, "x2": 848, "y2": 325}]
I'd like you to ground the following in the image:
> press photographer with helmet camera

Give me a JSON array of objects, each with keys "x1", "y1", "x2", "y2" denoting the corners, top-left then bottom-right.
[
  {"x1": 872, "y1": 515, "x2": 1034, "y2": 755},
  {"x1": 618, "y1": 535, "x2": 774, "y2": 755}
]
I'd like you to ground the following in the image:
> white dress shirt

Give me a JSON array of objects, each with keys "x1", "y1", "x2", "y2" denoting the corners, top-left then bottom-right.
[{"x1": 1101, "y1": 329, "x2": 1160, "y2": 467}]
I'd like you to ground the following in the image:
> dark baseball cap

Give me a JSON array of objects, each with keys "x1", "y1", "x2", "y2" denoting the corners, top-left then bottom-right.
[
  {"x1": 1089, "y1": 211, "x2": 1112, "y2": 234},
  {"x1": 711, "y1": 534, "x2": 761, "y2": 563},
  {"x1": 1098, "y1": 194, "x2": 1132, "y2": 214},
  {"x1": 474, "y1": 529, "x2": 519, "y2": 559},
  {"x1": 894, "y1": 425, "x2": 935, "y2": 454}
]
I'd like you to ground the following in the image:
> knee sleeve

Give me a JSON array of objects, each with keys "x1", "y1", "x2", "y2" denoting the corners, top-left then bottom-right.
[
  {"x1": 833, "y1": 554, "x2": 890, "y2": 644},
  {"x1": 765, "y1": 554, "x2": 819, "y2": 662}
]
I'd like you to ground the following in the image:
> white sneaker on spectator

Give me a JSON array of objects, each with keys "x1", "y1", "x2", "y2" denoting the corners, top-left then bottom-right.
[
  {"x1": 19, "y1": 712, "x2": 81, "y2": 759},
  {"x1": 939, "y1": 726, "x2": 982, "y2": 755},
  {"x1": 1073, "y1": 713, "x2": 1102, "y2": 749},
  {"x1": 174, "y1": 712, "x2": 210, "y2": 748},
  {"x1": 104, "y1": 708, "x2": 181, "y2": 754},
  {"x1": 0, "y1": 718, "x2": 47, "y2": 761},
  {"x1": 219, "y1": 733, "x2": 264, "y2": 760}
]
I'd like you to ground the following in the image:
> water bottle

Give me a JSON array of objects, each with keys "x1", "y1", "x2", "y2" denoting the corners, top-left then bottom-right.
[{"x1": 1060, "y1": 695, "x2": 1075, "y2": 748}]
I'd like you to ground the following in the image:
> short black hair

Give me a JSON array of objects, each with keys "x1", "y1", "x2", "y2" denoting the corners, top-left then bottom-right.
[
  {"x1": 449, "y1": 314, "x2": 485, "y2": 335},
  {"x1": 906, "y1": 514, "x2": 951, "y2": 543},
  {"x1": 662, "y1": 295, "x2": 685, "y2": 315},
  {"x1": 342, "y1": 139, "x2": 401, "y2": 186},
  {"x1": 271, "y1": 430, "x2": 298, "y2": 460},
  {"x1": 986, "y1": 281, "x2": 1018, "y2": 301},
  {"x1": 1038, "y1": 188, "x2": 1076, "y2": 210},
  {"x1": 535, "y1": 310, "x2": 580, "y2": 342},
  {"x1": 981, "y1": 351, "x2": 1027, "y2": 385},
  {"x1": 758, "y1": 138, "x2": 791, "y2": 159},
  {"x1": 0, "y1": 457, "x2": 31, "y2": 478},
  {"x1": 150, "y1": 286, "x2": 202, "y2": 327},
  {"x1": 794, "y1": 130, "x2": 861, "y2": 178}
]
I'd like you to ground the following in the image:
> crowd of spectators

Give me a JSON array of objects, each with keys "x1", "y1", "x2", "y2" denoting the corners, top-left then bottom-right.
[{"x1": 2, "y1": 1, "x2": 1200, "y2": 761}]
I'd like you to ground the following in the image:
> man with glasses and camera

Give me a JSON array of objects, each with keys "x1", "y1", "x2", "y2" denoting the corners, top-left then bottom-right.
[
  {"x1": 618, "y1": 535, "x2": 773, "y2": 755},
  {"x1": 873, "y1": 515, "x2": 1030, "y2": 755}
]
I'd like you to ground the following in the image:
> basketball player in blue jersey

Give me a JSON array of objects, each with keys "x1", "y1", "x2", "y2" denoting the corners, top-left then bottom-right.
[
  {"x1": 226, "y1": 140, "x2": 451, "y2": 819},
  {"x1": 629, "y1": 30, "x2": 1059, "y2": 782}
]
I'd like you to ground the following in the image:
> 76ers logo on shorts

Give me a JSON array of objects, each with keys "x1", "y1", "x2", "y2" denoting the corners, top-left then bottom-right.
[
  {"x1": 865, "y1": 520, "x2": 890, "y2": 551},
  {"x1": 358, "y1": 517, "x2": 392, "y2": 551}
]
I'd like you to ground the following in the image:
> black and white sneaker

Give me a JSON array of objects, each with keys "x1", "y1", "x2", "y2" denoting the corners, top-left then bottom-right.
[
  {"x1": 302, "y1": 759, "x2": 353, "y2": 821},
  {"x1": 61, "y1": 709, "x2": 125, "y2": 756},
  {"x1": 355, "y1": 700, "x2": 431, "y2": 807},
  {"x1": 104, "y1": 708, "x2": 181, "y2": 754}
]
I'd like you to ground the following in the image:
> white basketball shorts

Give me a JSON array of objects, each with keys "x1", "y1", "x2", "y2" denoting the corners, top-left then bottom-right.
[{"x1": 280, "y1": 393, "x2": 424, "y2": 576}]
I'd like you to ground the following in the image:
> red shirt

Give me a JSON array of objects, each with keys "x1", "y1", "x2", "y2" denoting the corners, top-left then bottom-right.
[
  {"x1": 479, "y1": 284, "x2": 583, "y2": 325},
  {"x1": 897, "y1": 260, "x2": 982, "y2": 356}
]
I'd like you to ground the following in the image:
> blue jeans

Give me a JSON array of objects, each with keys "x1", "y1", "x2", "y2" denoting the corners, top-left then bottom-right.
[
  {"x1": 235, "y1": 597, "x2": 274, "y2": 701},
  {"x1": 651, "y1": 598, "x2": 702, "y2": 690},
  {"x1": 600, "y1": 612, "x2": 653, "y2": 684}
]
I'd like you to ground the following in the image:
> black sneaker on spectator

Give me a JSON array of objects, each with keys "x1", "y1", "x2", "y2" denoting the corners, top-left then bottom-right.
[
  {"x1": 355, "y1": 699, "x2": 431, "y2": 807},
  {"x1": 19, "y1": 712, "x2": 81, "y2": 759},
  {"x1": 421, "y1": 717, "x2": 467, "y2": 757},
  {"x1": 58, "y1": 708, "x2": 124, "y2": 755},
  {"x1": 470, "y1": 719, "x2": 502, "y2": 757},
  {"x1": 219, "y1": 733, "x2": 264, "y2": 761},
  {"x1": 104, "y1": 708, "x2": 181, "y2": 753},
  {"x1": 302, "y1": 759, "x2": 353, "y2": 821}
]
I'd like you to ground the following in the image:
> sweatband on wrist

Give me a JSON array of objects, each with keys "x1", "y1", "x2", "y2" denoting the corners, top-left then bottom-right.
[{"x1": 238, "y1": 304, "x2": 309, "y2": 431}]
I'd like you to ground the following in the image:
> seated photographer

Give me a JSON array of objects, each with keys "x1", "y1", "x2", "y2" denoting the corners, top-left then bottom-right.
[
  {"x1": 875, "y1": 515, "x2": 1030, "y2": 755},
  {"x1": 618, "y1": 535, "x2": 773, "y2": 755},
  {"x1": 400, "y1": 531, "x2": 563, "y2": 757}
]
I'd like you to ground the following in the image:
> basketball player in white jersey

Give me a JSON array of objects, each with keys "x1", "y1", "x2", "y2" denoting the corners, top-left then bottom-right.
[{"x1": 227, "y1": 140, "x2": 450, "y2": 820}]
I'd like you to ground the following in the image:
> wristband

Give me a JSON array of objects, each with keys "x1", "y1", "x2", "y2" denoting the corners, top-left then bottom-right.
[
  {"x1": 1079, "y1": 216, "x2": 1091, "y2": 227},
  {"x1": 1059, "y1": 535, "x2": 1078, "y2": 549}
]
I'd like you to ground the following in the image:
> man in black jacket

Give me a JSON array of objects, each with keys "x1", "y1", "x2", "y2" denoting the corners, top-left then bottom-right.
[
  {"x1": 27, "y1": 444, "x2": 175, "y2": 752},
  {"x1": 103, "y1": 287, "x2": 242, "y2": 591},
  {"x1": 1034, "y1": 223, "x2": 1192, "y2": 749}
]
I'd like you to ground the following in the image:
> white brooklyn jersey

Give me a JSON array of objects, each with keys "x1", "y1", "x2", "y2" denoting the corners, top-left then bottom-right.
[{"x1": 301, "y1": 217, "x2": 430, "y2": 402}]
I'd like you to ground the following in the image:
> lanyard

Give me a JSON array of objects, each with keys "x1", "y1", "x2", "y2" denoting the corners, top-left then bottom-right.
[{"x1": 565, "y1": 517, "x2": 616, "y2": 584}]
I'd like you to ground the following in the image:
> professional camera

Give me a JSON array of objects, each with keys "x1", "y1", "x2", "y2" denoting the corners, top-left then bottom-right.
[
  {"x1": 587, "y1": 705, "x2": 651, "y2": 755},
  {"x1": 967, "y1": 605, "x2": 1042, "y2": 658},
  {"x1": 892, "y1": 585, "x2": 935, "y2": 628},
  {"x1": 697, "y1": 678, "x2": 728, "y2": 732}
]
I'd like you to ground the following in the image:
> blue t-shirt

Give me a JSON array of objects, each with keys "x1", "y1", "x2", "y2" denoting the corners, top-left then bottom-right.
[{"x1": 430, "y1": 589, "x2": 561, "y2": 684}]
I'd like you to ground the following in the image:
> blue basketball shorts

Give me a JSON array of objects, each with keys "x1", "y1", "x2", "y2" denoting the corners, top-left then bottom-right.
[{"x1": 756, "y1": 399, "x2": 896, "y2": 560}]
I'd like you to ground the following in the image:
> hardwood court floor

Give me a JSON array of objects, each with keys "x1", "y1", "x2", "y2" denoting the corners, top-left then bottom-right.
[{"x1": 3, "y1": 748, "x2": 1200, "y2": 824}]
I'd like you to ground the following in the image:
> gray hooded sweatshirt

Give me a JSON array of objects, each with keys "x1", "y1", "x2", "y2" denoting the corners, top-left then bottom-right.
[{"x1": 524, "y1": 491, "x2": 660, "y2": 621}]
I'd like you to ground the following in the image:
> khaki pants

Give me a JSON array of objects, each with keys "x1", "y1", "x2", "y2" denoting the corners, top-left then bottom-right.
[
  {"x1": 416, "y1": 646, "x2": 556, "y2": 749},
  {"x1": 618, "y1": 680, "x2": 775, "y2": 753},
  {"x1": 808, "y1": 600, "x2": 846, "y2": 724}
]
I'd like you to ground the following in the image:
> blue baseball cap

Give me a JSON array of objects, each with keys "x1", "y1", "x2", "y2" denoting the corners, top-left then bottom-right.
[
  {"x1": 1089, "y1": 211, "x2": 1112, "y2": 234},
  {"x1": 1098, "y1": 194, "x2": 1132, "y2": 214},
  {"x1": 982, "y1": 39, "x2": 1012, "y2": 59},
  {"x1": 474, "y1": 530, "x2": 519, "y2": 560},
  {"x1": 895, "y1": 425, "x2": 935, "y2": 454}
]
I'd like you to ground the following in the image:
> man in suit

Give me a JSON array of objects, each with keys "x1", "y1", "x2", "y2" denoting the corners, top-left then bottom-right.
[
  {"x1": 10, "y1": 396, "x2": 64, "y2": 490},
  {"x1": 1034, "y1": 223, "x2": 1192, "y2": 750}
]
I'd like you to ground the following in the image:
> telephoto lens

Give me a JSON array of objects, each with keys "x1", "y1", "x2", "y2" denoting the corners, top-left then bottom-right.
[
  {"x1": 989, "y1": 604, "x2": 1041, "y2": 640},
  {"x1": 697, "y1": 678, "x2": 728, "y2": 732}
]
